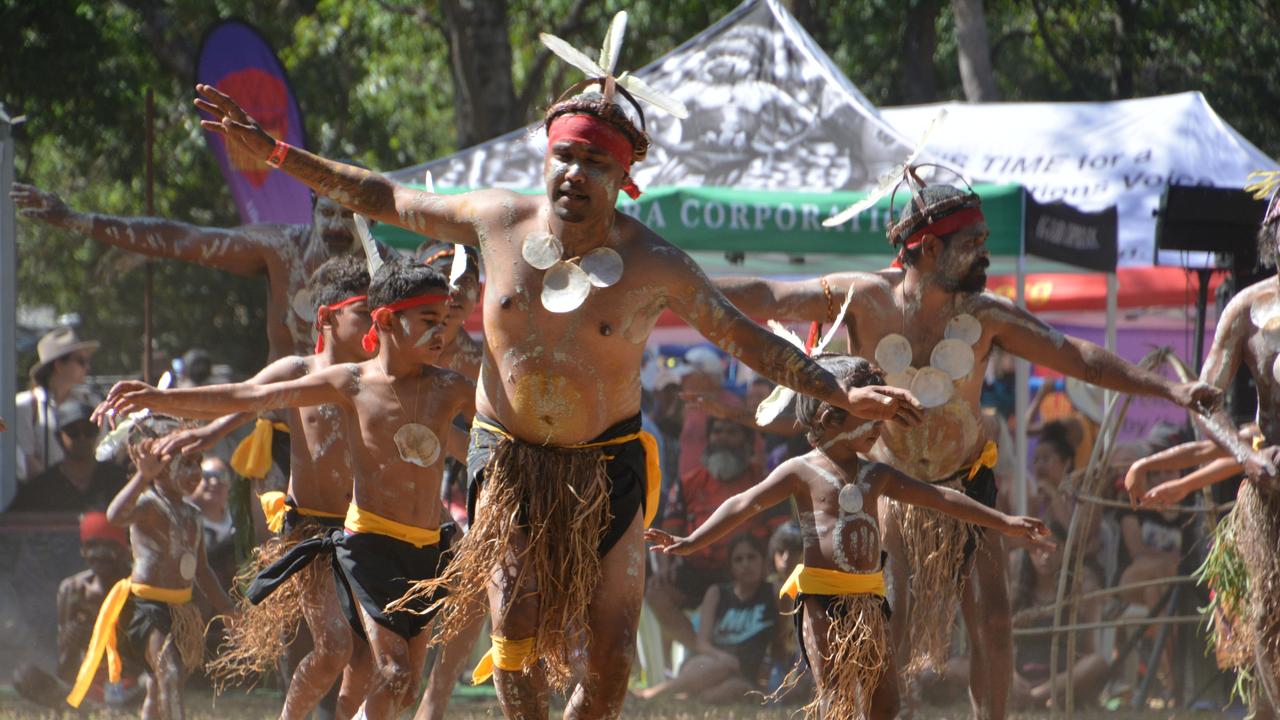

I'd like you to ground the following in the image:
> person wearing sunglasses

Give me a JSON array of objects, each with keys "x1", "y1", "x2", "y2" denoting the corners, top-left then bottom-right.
[
  {"x1": 14, "y1": 326, "x2": 100, "y2": 484},
  {"x1": 8, "y1": 399, "x2": 126, "y2": 513}
]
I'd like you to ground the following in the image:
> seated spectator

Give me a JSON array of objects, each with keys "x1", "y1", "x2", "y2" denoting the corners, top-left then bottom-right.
[
  {"x1": 677, "y1": 346, "x2": 734, "y2": 478},
  {"x1": 1026, "y1": 377, "x2": 1101, "y2": 473},
  {"x1": 1030, "y1": 420, "x2": 1105, "y2": 579},
  {"x1": 1114, "y1": 498, "x2": 1188, "y2": 611},
  {"x1": 8, "y1": 400, "x2": 127, "y2": 513},
  {"x1": 647, "y1": 416, "x2": 785, "y2": 652},
  {"x1": 14, "y1": 326, "x2": 99, "y2": 483},
  {"x1": 188, "y1": 457, "x2": 237, "y2": 589},
  {"x1": 1010, "y1": 535, "x2": 1107, "y2": 709},
  {"x1": 12, "y1": 512, "x2": 142, "y2": 709},
  {"x1": 636, "y1": 535, "x2": 780, "y2": 702}
]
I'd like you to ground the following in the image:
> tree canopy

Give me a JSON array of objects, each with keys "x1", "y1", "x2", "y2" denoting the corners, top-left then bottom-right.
[{"x1": 3, "y1": 0, "x2": 1277, "y2": 383}]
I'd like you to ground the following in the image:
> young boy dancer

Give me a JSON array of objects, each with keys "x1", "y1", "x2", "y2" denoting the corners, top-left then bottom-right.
[
  {"x1": 96, "y1": 261, "x2": 473, "y2": 720},
  {"x1": 68, "y1": 416, "x2": 233, "y2": 719},
  {"x1": 647, "y1": 355, "x2": 1049, "y2": 719}
]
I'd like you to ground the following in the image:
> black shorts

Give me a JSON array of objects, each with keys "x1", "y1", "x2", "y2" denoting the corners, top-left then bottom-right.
[
  {"x1": 466, "y1": 413, "x2": 648, "y2": 558},
  {"x1": 332, "y1": 524, "x2": 457, "y2": 641},
  {"x1": 940, "y1": 464, "x2": 997, "y2": 567},
  {"x1": 118, "y1": 597, "x2": 173, "y2": 669}
]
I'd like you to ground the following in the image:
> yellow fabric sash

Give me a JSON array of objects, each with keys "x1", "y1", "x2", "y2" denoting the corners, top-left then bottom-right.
[
  {"x1": 779, "y1": 564, "x2": 886, "y2": 600},
  {"x1": 231, "y1": 418, "x2": 290, "y2": 480},
  {"x1": 1253, "y1": 434, "x2": 1266, "y2": 451},
  {"x1": 967, "y1": 440, "x2": 999, "y2": 482},
  {"x1": 343, "y1": 504, "x2": 440, "y2": 548},
  {"x1": 472, "y1": 419, "x2": 662, "y2": 529},
  {"x1": 258, "y1": 492, "x2": 345, "y2": 534},
  {"x1": 66, "y1": 580, "x2": 193, "y2": 707},
  {"x1": 471, "y1": 635, "x2": 535, "y2": 685}
]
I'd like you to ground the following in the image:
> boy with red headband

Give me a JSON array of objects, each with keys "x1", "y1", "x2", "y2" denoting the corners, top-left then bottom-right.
[
  {"x1": 156, "y1": 254, "x2": 373, "y2": 720},
  {"x1": 190, "y1": 52, "x2": 923, "y2": 716},
  {"x1": 97, "y1": 261, "x2": 474, "y2": 720},
  {"x1": 714, "y1": 170, "x2": 1222, "y2": 718}
]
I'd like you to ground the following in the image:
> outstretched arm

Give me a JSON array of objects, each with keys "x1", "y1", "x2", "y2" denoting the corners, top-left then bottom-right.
[
  {"x1": 195, "y1": 84, "x2": 484, "y2": 246},
  {"x1": 10, "y1": 183, "x2": 269, "y2": 276},
  {"x1": 714, "y1": 274, "x2": 858, "y2": 321},
  {"x1": 664, "y1": 250, "x2": 921, "y2": 424},
  {"x1": 983, "y1": 297, "x2": 1220, "y2": 413},
  {"x1": 1140, "y1": 457, "x2": 1242, "y2": 508},
  {"x1": 1123, "y1": 438, "x2": 1230, "y2": 507},
  {"x1": 645, "y1": 462, "x2": 799, "y2": 555},
  {"x1": 95, "y1": 364, "x2": 357, "y2": 422},
  {"x1": 878, "y1": 463, "x2": 1051, "y2": 547}
]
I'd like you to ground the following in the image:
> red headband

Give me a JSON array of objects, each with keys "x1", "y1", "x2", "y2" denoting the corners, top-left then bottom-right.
[
  {"x1": 314, "y1": 294, "x2": 367, "y2": 354},
  {"x1": 890, "y1": 207, "x2": 986, "y2": 269},
  {"x1": 361, "y1": 293, "x2": 450, "y2": 353},
  {"x1": 547, "y1": 115, "x2": 642, "y2": 200}
]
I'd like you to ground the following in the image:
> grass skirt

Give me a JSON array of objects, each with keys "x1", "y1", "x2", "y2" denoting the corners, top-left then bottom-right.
[
  {"x1": 206, "y1": 522, "x2": 327, "y2": 687},
  {"x1": 168, "y1": 601, "x2": 205, "y2": 674},
  {"x1": 388, "y1": 437, "x2": 611, "y2": 691},
  {"x1": 887, "y1": 489, "x2": 975, "y2": 674},
  {"x1": 797, "y1": 594, "x2": 890, "y2": 720}
]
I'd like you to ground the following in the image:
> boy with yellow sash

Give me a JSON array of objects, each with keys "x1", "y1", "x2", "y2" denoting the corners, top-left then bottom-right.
[
  {"x1": 647, "y1": 354, "x2": 1049, "y2": 718},
  {"x1": 69, "y1": 415, "x2": 234, "y2": 717},
  {"x1": 97, "y1": 261, "x2": 474, "y2": 720}
]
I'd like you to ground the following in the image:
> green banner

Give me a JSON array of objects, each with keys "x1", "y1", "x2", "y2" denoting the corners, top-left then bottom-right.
[{"x1": 371, "y1": 182, "x2": 1024, "y2": 257}]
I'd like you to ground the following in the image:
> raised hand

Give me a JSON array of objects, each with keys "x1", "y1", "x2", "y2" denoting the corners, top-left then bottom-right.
[
  {"x1": 1123, "y1": 463, "x2": 1148, "y2": 509},
  {"x1": 193, "y1": 83, "x2": 276, "y2": 160},
  {"x1": 1171, "y1": 381, "x2": 1222, "y2": 416},
  {"x1": 643, "y1": 527, "x2": 694, "y2": 556},
  {"x1": 128, "y1": 439, "x2": 165, "y2": 482},
  {"x1": 1139, "y1": 481, "x2": 1190, "y2": 509},
  {"x1": 1003, "y1": 515, "x2": 1053, "y2": 550},
  {"x1": 844, "y1": 385, "x2": 922, "y2": 425},
  {"x1": 10, "y1": 182, "x2": 72, "y2": 225},
  {"x1": 93, "y1": 381, "x2": 159, "y2": 426},
  {"x1": 155, "y1": 424, "x2": 219, "y2": 461}
]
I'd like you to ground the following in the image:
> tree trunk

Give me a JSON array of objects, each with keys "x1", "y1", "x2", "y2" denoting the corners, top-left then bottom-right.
[
  {"x1": 952, "y1": 0, "x2": 1000, "y2": 101},
  {"x1": 440, "y1": 0, "x2": 523, "y2": 148},
  {"x1": 901, "y1": 0, "x2": 940, "y2": 104}
]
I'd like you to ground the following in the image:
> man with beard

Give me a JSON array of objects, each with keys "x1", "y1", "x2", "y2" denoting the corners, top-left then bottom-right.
[
  {"x1": 646, "y1": 415, "x2": 785, "y2": 652},
  {"x1": 10, "y1": 182, "x2": 389, "y2": 360},
  {"x1": 715, "y1": 175, "x2": 1220, "y2": 719}
]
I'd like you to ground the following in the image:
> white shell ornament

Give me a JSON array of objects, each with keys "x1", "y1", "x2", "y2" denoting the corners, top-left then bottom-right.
[
  {"x1": 874, "y1": 334, "x2": 913, "y2": 375},
  {"x1": 393, "y1": 423, "x2": 441, "y2": 468},
  {"x1": 521, "y1": 232, "x2": 564, "y2": 270},
  {"x1": 910, "y1": 366, "x2": 954, "y2": 408},
  {"x1": 838, "y1": 484, "x2": 864, "y2": 514},
  {"x1": 1264, "y1": 315, "x2": 1280, "y2": 344},
  {"x1": 884, "y1": 367, "x2": 916, "y2": 390},
  {"x1": 944, "y1": 313, "x2": 982, "y2": 346},
  {"x1": 580, "y1": 247, "x2": 624, "y2": 288},
  {"x1": 930, "y1": 339, "x2": 976, "y2": 380},
  {"x1": 1272, "y1": 354, "x2": 1280, "y2": 385},
  {"x1": 291, "y1": 288, "x2": 316, "y2": 324},
  {"x1": 179, "y1": 552, "x2": 197, "y2": 581},
  {"x1": 541, "y1": 261, "x2": 591, "y2": 313}
]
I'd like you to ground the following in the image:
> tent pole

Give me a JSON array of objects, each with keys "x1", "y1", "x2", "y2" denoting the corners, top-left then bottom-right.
[
  {"x1": 1104, "y1": 272, "x2": 1118, "y2": 432},
  {"x1": 1014, "y1": 190, "x2": 1029, "y2": 515},
  {"x1": 0, "y1": 104, "x2": 20, "y2": 510}
]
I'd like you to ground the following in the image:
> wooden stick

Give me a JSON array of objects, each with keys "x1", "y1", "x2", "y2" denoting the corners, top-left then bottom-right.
[
  {"x1": 1070, "y1": 492, "x2": 1234, "y2": 513},
  {"x1": 1015, "y1": 615, "x2": 1203, "y2": 636},
  {"x1": 1018, "y1": 575, "x2": 1196, "y2": 621}
]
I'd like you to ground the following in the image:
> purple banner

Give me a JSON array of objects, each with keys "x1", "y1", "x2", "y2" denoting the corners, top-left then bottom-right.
[{"x1": 196, "y1": 21, "x2": 311, "y2": 225}]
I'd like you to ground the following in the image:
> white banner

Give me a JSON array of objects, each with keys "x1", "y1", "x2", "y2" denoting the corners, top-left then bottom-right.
[{"x1": 882, "y1": 92, "x2": 1279, "y2": 267}]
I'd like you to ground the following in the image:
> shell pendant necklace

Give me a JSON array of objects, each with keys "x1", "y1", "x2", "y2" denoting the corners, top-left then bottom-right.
[
  {"x1": 874, "y1": 281, "x2": 981, "y2": 408},
  {"x1": 381, "y1": 364, "x2": 441, "y2": 468},
  {"x1": 522, "y1": 208, "x2": 623, "y2": 313}
]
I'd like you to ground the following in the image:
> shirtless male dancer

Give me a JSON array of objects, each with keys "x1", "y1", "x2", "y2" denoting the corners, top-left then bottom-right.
[
  {"x1": 716, "y1": 173, "x2": 1220, "y2": 719},
  {"x1": 158, "y1": 255, "x2": 374, "y2": 720},
  {"x1": 189, "y1": 65, "x2": 922, "y2": 718},
  {"x1": 1183, "y1": 184, "x2": 1280, "y2": 719},
  {"x1": 98, "y1": 261, "x2": 472, "y2": 719}
]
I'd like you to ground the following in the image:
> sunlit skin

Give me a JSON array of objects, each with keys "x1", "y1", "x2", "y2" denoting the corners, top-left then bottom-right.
[
  {"x1": 96, "y1": 300, "x2": 474, "y2": 720},
  {"x1": 714, "y1": 223, "x2": 1220, "y2": 719},
  {"x1": 647, "y1": 396, "x2": 1050, "y2": 718},
  {"x1": 154, "y1": 299, "x2": 374, "y2": 720},
  {"x1": 189, "y1": 82, "x2": 926, "y2": 720},
  {"x1": 106, "y1": 439, "x2": 234, "y2": 720},
  {"x1": 9, "y1": 184, "x2": 373, "y2": 359}
]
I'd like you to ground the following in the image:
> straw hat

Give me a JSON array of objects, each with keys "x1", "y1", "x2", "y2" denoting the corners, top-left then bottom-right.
[{"x1": 29, "y1": 326, "x2": 99, "y2": 382}]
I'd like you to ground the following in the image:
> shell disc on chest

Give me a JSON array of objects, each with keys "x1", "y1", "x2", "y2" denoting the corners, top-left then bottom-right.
[
  {"x1": 930, "y1": 338, "x2": 976, "y2": 380},
  {"x1": 875, "y1": 334, "x2": 913, "y2": 376},
  {"x1": 944, "y1": 313, "x2": 982, "y2": 346},
  {"x1": 910, "y1": 366, "x2": 954, "y2": 408},
  {"x1": 521, "y1": 232, "x2": 564, "y2": 270},
  {"x1": 393, "y1": 423, "x2": 441, "y2": 468},
  {"x1": 580, "y1": 247, "x2": 624, "y2": 288},
  {"x1": 540, "y1": 261, "x2": 591, "y2": 313},
  {"x1": 838, "y1": 483, "x2": 865, "y2": 514},
  {"x1": 179, "y1": 552, "x2": 196, "y2": 581}
]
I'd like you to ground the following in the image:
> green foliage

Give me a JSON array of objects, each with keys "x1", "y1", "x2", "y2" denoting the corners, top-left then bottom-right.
[{"x1": 3, "y1": 0, "x2": 1279, "y2": 387}]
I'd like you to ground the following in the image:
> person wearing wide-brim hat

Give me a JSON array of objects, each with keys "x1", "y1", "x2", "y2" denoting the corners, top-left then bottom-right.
[{"x1": 14, "y1": 326, "x2": 100, "y2": 482}]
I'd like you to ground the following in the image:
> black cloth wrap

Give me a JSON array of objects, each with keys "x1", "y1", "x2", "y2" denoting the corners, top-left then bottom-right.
[
  {"x1": 466, "y1": 412, "x2": 648, "y2": 559},
  {"x1": 246, "y1": 523, "x2": 457, "y2": 641},
  {"x1": 929, "y1": 463, "x2": 998, "y2": 568},
  {"x1": 792, "y1": 553, "x2": 892, "y2": 672},
  {"x1": 281, "y1": 496, "x2": 347, "y2": 535},
  {"x1": 117, "y1": 597, "x2": 173, "y2": 669}
]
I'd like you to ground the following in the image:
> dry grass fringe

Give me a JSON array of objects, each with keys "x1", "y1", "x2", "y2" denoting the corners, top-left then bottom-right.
[
  {"x1": 206, "y1": 524, "x2": 326, "y2": 689},
  {"x1": 803, "y1": 595, "x2": 889, "y2": 720},
  {"x1": 1236, "y1": 483, "x2": 1280, "y2": 668},
  {"x1": 1198, "y1": 509, "x2": 1253, "y2": 671},
  {"x1": 169, "y1": 602, "x2": 206, "y2": 674},
  {"x1": 888, "y1": 495, "x2": 974, "y2": 674},
  {"x1": 387, "y1": 439, "x2": 611, "y2": 692}
]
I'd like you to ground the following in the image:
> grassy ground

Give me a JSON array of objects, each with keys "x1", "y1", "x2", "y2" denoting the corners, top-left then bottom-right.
[{"x1": 0, "y1": 687, "x2": 1237, "y2": 720}]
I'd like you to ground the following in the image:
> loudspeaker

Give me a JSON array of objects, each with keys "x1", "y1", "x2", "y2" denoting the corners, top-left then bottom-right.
[{"x1": 1155, "y1": 186, "x2": 1267, "y2": 261}]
